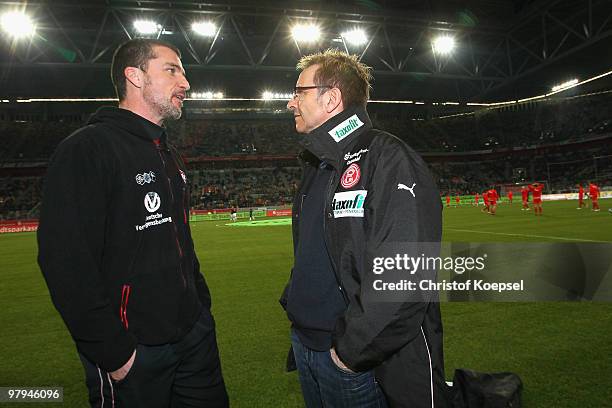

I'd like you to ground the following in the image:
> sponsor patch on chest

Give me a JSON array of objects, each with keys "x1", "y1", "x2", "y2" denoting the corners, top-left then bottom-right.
[
  {"x1": 136, "y1": 191, "x2": 172, "y2": 231},
  {"x1": 331, "y1": 190, "x2": 367, "y2": 218},
  {"x1": 135, "y1": 171, "x2": 156, "y2": 185},
  {"x1": 144, "y1": 191, "x2": 161, "y2": 212}
]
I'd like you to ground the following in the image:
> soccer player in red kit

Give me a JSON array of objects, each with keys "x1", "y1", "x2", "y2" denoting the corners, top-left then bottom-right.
[
  {"x1": 521, "y1": 186, "x2": 529, "y2": 211},
  {"x1": 577, "y1": 184, "x2": 585, "y2": 209},
  {"x1": 529, "y1": 183, "x2": 544, "y2": 215},
  {"x1": 507, "y1": 190, "x2": 513, "y2": 204},
  {"x1": 482, "y1": 191, "x2": 490, "y2": 213},
  {"x1": 455, "y1": 195, "x2": 460, "y2": 207},
  {"x1": 589, "y1": 182, "x2": 600, "y2": 211},
  {"x1": 446, "y1": 194, "x2": 451, "y2": 208},
  {"x1": 474, "y1": 192, "x2": 480, "y2": 206},
  {"x1": 487, "y1": 188, "x2": 499, "y2": 215}
]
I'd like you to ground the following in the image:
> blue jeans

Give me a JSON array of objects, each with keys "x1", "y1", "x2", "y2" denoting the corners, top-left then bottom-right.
[{"x1": 291, "y1": 330, "x2": 388, "y2": 408}]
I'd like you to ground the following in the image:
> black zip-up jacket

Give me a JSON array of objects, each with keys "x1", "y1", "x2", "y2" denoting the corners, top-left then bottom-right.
[
  {"x1": 281, "y1": 106, "x2": 449, "y2": 407},
  {"x1": 37, "y1": 107, "x2": 211, "y2": 372}
]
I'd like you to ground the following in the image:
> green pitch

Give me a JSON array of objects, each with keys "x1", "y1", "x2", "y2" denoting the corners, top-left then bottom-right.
[
  {"x1": 0, "y1": 199, "x2": 611, "y2": 407},
  {"x1": 224, "y1": 218, "x2": 293, "y2": 227}
]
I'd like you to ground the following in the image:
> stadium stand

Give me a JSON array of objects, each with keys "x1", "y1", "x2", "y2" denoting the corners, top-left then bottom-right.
[
  {"x1": 189, "y1": 166, "x2": 300, "y2": 209},
  {"x1": 0, "y1": 177, "x2": 42, "y2": 220},
  {"x1": 1, "y1": 92, "x2": 611, "y2": 219}
]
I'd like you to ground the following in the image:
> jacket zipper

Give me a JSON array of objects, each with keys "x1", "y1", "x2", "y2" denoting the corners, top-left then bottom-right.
[
  {"x1": 322, "y1": 167, "x2": 349, "y2": 305},
  {"x1": 154, "y1": 142, "x2": 187, "y2": 289}
]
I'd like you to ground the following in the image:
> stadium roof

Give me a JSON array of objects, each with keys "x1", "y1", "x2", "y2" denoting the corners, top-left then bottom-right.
[{"x1": 1, "y1": 0, "x2": 612, "y2": 102}]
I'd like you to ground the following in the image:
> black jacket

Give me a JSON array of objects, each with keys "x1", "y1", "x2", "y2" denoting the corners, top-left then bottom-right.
[
  {"x1": 37, "y1": 107, "x2": 211, "y2": 372},
  {"x1": 281, "y1": 106, "x2": 448, "y2": 407}
]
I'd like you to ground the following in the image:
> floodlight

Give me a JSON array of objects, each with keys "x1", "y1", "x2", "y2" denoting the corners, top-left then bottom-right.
[
  {"x1": 213, "y1": 92, "x2": 224, "y2": 99},
  {"x1": 341, "y1": 28, "x2": 367, "y2": 46},
  {"x1": 291, "y1": 23, "x2": 321, "y2": 43},
  {"x1": 432, "y1": 35, "x2": 456, "y2": 54},
  {"x1": 551, "y1": 78, "x2": 578, "y2": 92},
  {"x1": 1, "y1": 11, "x2": 35, "y2": 38},
  {"x1": 263, "y1": 91, "x2": 293, "y2": 100},
  {"x1": 133, "y1": 20, "x2": 161, "y2": 34},
  {"x1": 192, "y1": 21, "x2": 216, "y2": 37}
]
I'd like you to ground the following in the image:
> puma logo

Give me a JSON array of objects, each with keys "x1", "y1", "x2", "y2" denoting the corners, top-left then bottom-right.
[{"x1": 398, "y1": 183, "x2": 416, "y2": 197}]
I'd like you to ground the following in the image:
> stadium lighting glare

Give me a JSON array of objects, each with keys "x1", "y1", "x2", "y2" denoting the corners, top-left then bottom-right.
[
  {"x1": 190, "y1": 92, "x2": 204, "y2": 99},
  {"x1": 192, "y1": 21, "x2": 216, "y2": 37},
  {"x1": 551, "y1": 78, "x2": 579, "y2": 92},
  {"x1": 262, "y1": 91, "x2": 293, "y2": 100},
  {"x1": 190, "y1": 91, "x2": 224, "y2": 100},
  {"x1": 133, "y1": 20, "x2": 161, "y2": 34},
  {"x1": 432, "y1": 35, "x2": 456, "y2": 54},
  {"x1": 291, "y1": 23, "x2": 321, "y2": 43},
  {"x1": 368, "y1": 99, "x2": 414, "y2": 104},
  {"x1": 16, "y1": 98, "x2": 118, "y2": 103},
  {"x1": 11, "y1": 67, "x2": 612, "y2": 106},
  {"x1": 341, "y1": 28, "x2": 367, "y2": 46},
  {"x1": 1, "y1": 11, "x2": 35, "y2": 38}
]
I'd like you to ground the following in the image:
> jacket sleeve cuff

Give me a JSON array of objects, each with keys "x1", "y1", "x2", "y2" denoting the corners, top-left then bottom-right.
[{"x1": 79, "y1": 330, "x2": 138, "y2": 372}]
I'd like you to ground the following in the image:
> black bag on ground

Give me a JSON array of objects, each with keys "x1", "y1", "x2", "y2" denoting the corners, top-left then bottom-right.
[{"x1": 451, "y1": 368, "x2": 523, "y2": 408}]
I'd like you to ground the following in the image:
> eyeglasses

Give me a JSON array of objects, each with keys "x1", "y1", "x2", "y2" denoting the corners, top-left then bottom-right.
[{"x1": 292, "y1": 85, "x2": 333, "y2": 99}]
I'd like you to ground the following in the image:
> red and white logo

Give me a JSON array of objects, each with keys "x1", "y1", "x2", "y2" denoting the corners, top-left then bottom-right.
[{"x1": 340, "y1": 163, "x2": 361, "y2": 189}]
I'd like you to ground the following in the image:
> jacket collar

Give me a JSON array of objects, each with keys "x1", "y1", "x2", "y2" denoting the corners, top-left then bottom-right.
[
  {"x1": 299, "y1": 105, "x2": 372, "y2": 169},
  {"x1": 88, "y1": 106, "x2": 168, "y2": 145}
]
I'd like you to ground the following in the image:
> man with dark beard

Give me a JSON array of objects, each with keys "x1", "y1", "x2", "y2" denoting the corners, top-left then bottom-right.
[{"x1": 38, "y1": 39, "x2": 228, "y2": 407}]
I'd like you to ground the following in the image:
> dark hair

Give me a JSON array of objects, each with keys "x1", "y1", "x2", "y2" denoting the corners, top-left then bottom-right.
[
  {"x1": 297, "y1": 49, "x2": 372, "y2": 107},
  {"x1": 111, "y1": 39, "x2": 182, "y2": 101}
]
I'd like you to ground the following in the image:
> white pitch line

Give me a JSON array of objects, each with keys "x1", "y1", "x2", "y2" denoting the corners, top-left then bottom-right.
[{"x1": 445, "y1": 228, "x2": 608, "y2": 243}]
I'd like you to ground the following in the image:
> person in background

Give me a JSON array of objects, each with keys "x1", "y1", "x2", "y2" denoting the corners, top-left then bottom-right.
[
  {"x1": 521, "y1": 185, "x2": 530, "y2": 211},
  {"x1": 577, "y1": 184, "x2": 585, "y2": 209},
  {"x1": 588, "y1": 182, "x2": 600, "y2": 211},
  {"x1": 529, "y1": 182, "x2": 544, "y2": 216},
  {"x1": 487, "y1": 188, "x2": 499, "y2": 215}
]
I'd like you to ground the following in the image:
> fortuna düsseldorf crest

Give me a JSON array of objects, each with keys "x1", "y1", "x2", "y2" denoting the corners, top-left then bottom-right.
[{"x1": 340, "y1": 163, "x2": 361, "y2": 189}]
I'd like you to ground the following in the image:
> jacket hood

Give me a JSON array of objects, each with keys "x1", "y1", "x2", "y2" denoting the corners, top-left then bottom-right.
[
  {"x1": 299, "y1": 105, "x2": 372, "y2": 169},
  {"x1": 88, "y1": 106, "x2": 167, "y2": 144}
]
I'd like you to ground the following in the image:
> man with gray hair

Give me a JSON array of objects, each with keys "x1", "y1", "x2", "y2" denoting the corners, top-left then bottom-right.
[{"x1": 280, "y1": 49, "x2": 448, "y2": 407}]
